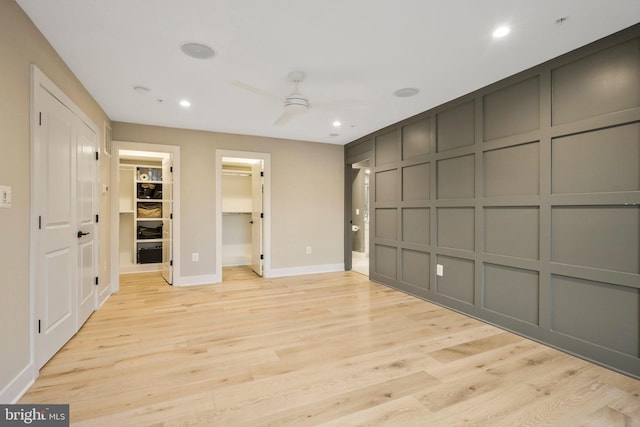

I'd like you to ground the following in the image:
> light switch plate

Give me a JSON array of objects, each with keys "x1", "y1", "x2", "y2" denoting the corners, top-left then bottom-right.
[
  {"x1": 436, "y1": 264, "x2": 443, "y2": 277},
  {"x1": 0, "y1": 185, "x2": 11, "y2": 208}
]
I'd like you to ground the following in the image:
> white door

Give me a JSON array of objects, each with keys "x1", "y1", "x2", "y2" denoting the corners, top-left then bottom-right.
[
  {"x1": 76, "y1": 121, "x2": 98, "y2": 325},
  {"x1": 250, "y1": 161, "x2": 263, "y2": 276},
  {"x1": 34, "y1": 89, "x2": 78, "y2": 369},
  {"x1": 34, "y1": 74, "x2": 98, "y2": 369},
  {"x1": 161, "y1": 156, "x2": 173, "y2": 284}
]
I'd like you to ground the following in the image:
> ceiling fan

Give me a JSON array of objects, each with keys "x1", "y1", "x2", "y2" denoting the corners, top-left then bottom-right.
[{"x1": 232, "y1": 71, "x2": 310, "y2": 126}]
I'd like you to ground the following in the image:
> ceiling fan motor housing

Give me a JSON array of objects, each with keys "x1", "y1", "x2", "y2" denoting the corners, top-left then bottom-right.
[{"x1": 284, "y1": 93, "x2": 309, "y2": 110}]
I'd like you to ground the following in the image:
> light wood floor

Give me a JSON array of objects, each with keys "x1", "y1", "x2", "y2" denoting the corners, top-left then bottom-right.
[{"x1": 20, "y1": 269, "x2": 640, "y2": 426}]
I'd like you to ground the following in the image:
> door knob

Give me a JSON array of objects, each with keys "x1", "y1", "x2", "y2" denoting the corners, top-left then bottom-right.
[
  {"x1": 249, "y1": 220, "x2": 254, "y2": 224},
  {"x1": 77, "y1": 231, "x2": 90, "y2": 238}
]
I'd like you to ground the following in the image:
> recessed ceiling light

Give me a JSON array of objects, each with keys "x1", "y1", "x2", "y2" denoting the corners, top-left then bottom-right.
[
  {"x1": 180, "y1": 42, "x2": 216, "y2": 59},
  {"x1": 332, "y1": 120, "x2": 342, "y2": 127},
  {"x1": 393, "y1": 87, "x2": 420, "y2": 98},
  {"x1": 179, "y1": 100, "x2": 191, "y2": 108},
  {"x1": 492, "y1": 26, "x2": 510, "y2": 38}
]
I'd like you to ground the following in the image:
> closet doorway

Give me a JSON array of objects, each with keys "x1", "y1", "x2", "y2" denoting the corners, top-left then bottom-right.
[
  {"x1": 111, "y1": 141, "x2": 180, "y2": 289},
  {"x1": 215, "y1": 150, "x2": 271, "y2": 282}
]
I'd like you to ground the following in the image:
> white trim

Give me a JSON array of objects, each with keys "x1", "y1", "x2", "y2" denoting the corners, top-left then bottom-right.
[
  {"x1": 0, "y1": 363, "x2": 34, "y2": 404},
  {"x1": 222, "y1": 257, "x2": 251, "y2": 267},
  {"x1": 174, "y1": 274, "x2": 219, "y2": 287},
  {"x1": 269, "y1": 263, "x2": 345, "y2": 278},
  {"x1": 215, "y1": 150, "x2": 271, "y2": 282},
  {"x1": 111, "y1": 141, "x2": 181, "y2": 291},
  {"x1": 119, "y1": 264, "x2": 162, "y2": 274},
  {"x1": 103, "y1": 122, "x2": 112, "y2": 157}
]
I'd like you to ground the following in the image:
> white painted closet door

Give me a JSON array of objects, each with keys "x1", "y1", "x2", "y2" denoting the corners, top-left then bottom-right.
[
  {"x1": 250, "y1": 161, "x2": 263, "y2": 276},
  {"x1": 161, "y1": 156, "x2": 173, "y2": 284},
  {"x1": 76, "y1": 121, "x2": 98, "y2": 326},
  {"x1": 35, "y1": 88, "x2": 79, "y2": 369}
]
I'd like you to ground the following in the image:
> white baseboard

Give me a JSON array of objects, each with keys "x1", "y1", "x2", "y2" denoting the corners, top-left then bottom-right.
[
  {"x1": 268, "y1": 263, "x2": 345, "y2": 278},
  {"x1": 119, "y1": 263, "x2": 162, "y2": 274},
  {"x1": 222, "y1": 257, "x2": 250, "y2": 267},
  {"x1": 0, "y1": 363, "x2": 34, "y2": 404},
  {"x1": 174, "y1": 274, "x2": 220, "y2": 287},
  {"x1": 98, "y1": 283, "x2": 112, "y2": 308}
]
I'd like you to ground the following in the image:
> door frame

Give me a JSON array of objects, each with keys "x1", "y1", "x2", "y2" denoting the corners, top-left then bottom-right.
[
  {"x1": 110, "y1": 141, "x2": 181, "y2": 290},
  {"x1": 29, "y1": 65, "x2": 100, "y2": 373},
  {"x1": 344, "y1": 151, "x2": 371, "y2": 273},
  {"x1": 215, "y1": 150, "x2": 271, "y2": 281}
]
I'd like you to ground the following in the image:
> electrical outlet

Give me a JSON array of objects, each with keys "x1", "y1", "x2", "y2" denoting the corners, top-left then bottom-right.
[
  {"x1": 192, "y1": 253, "x2": 199, "y2": 262},
  {"x1": 436, "y1": 264, "x2": 444, "y2": 277},
  {"x1": 305, "y1": 246, "x2": 312, "y2": 255}
]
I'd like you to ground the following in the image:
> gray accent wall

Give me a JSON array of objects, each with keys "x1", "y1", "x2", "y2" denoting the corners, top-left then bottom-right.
[{"x1": 345, "y1": 24, "x2": 640, "y2": 378}]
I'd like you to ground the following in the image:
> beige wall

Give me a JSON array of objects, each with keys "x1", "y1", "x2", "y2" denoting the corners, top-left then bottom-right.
[
  {"x1": 0, "y1": 0, "x2": 111, "y2": 395},
  {"x1": 112, "y1": 122, "x2": 345, "y2": 277}
]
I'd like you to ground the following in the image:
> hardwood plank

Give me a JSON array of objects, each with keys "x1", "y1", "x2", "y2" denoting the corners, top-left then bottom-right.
[{"x1": 18, "y1": 271, "x2": 640, "y2": 426}]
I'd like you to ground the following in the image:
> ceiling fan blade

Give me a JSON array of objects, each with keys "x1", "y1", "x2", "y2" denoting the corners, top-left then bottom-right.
[
  {"x1": 273, "y1": 109, "x2": 296, "y2": 126},
  {"x1": 231, "y1": 80, "x2": 282, "y2": 103},
  {"x1": 274, "y1": 106, "x2": 309, "y2": 126}
]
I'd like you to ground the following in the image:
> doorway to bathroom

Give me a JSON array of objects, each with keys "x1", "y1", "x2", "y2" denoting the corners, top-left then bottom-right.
[{"x1": 350, "y1": 160, "x2": 370, "y2": 276}]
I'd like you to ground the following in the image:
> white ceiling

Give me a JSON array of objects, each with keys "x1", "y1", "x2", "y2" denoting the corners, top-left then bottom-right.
[{"x1": 16, "y1": 0, "x2": 640, "y2": 145}]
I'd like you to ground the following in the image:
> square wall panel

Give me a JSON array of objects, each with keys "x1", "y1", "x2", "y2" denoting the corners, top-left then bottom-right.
[
  {"x1": 375, "y1": 169, "x2": 397, "y2": 202},
  {"x1": 483, "y1": 264, "x2": 539, "y2": 325},
  {"x1": 483, "y1": 76, "x2": 540, "y2": 141},
  {"x1": 437, "y1": 207, "x2": 474, "y2": 251},
  {"x1": 484, "y1": 207, "x2": 539, "y2": 260},
  {"x1": 375, "y1": 130, "x2": 398, "y2": 166},
  {"x1": 437, "y1": 154, "x2": 475, "y2": 199},
  {"x1": 402, "y1": 162, "x2": 430, "y2": 201},
  {"x1": 552, "y1": 38, "x2": 640, "y2": 125},
  {"x1": 402, "y1": 249, "x2": 429, "y2": 288},
  {"x1": 484, "y1": 142, "x2": 539, "y2": 197},
  {"x1": 402, "y1": 117, "x2": 431, "y2": 159},
  {"x1": 552, "y1": 123, "x2": 640, "y2": 194},
  {"x1": 552, "y1": 206, "x2": 640, "y2": 274},
  {"x1": 436, "y1": 255, "x2": 474, "y2": 304},
  {"x1": 402, "y1": 208, "x2": 430, "y2": 244},
  {"x1": 375, "y1": 208, "x2": 397, "y2": 240},
  {"x1": 437, "y1": 101, "x2": 475, "y2": 152},
  {"x1": 375, "y1": 244, "x2": 397, "y2": 280},
  {"x1": 551, "y1": 275, "x2": 639, "y2": 357}
]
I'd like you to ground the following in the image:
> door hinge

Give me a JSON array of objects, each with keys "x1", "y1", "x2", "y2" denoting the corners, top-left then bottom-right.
[
  {"x1": 260, "y1": 254, "x2": 264, "y2": 260},
  {"x1": 95, "y1": 276, "x2": 99, "y2": 286},
  {"x1": 95, "y1": 151, "x2": 99, "y2": 161},
  {"x1": 170, "y1": 213, "x2": 173, "y2": 220},
  {"x1": 38, "y1": 112, "x2": 42, "y2": 126},
  {"x1": 260, "y1": 212, "x2": 264, "y2": 219},
  {"x1": 96, "y1": 214, "x2": 99, "y2": 223},
  {"x1": 260, "y1": 171, "x2": 264, "y2": 177},
  {"x1": 38, "y1": 216, "x2": 42, "y2": 230},
  {"x1": 170, "y1": 260, "x2": 173, "y2": 266},
  {"x1": 38, "y1": 319, "x2": 41, "y2": 334},
  {"x1": 170, "y1": 166, "x2": 173, "y2": 173}
]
